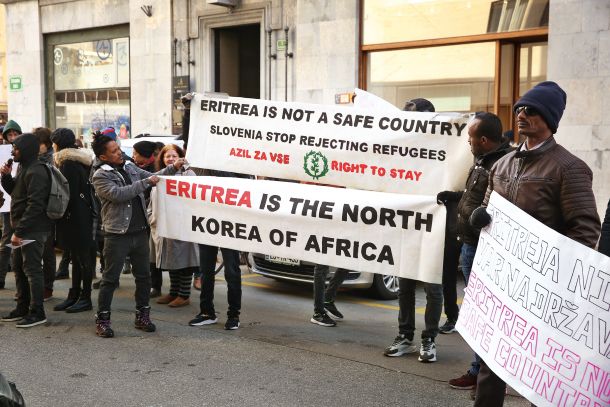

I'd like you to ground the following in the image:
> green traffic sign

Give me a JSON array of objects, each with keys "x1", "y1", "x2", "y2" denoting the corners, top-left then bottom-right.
[
  {"x1": 8, "y1": 76, "x2": 22, "y2": 91},
  {"x1": 276, "y1": 39, "x2": 287, "y2": 51}
]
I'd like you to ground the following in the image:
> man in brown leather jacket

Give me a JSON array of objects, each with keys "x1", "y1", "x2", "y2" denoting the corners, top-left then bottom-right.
[{"x1": 473, "y1": 81, "x2": 601, "y2": 406}]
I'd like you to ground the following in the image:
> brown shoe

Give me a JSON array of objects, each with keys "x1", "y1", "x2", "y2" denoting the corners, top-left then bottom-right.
[
  {"x1": 156, "y1": 294, "x2": 177, "y2": 304},
  {"x1": 43, "y1": 288, "x2": 53, "y2": 302},
  {"x1": 168, "y1": 297, "x2": 190, "y2": 308},
  {"x1": 193, "y1": 277, "x2": 201, "y2": 291}
]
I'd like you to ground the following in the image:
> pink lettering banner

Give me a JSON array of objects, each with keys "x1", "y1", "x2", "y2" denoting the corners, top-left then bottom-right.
[{"x1": 456, "y1": 192, "x2": 610, "y2": 407}]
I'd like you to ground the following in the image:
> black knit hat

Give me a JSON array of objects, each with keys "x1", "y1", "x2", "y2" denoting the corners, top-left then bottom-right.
[
  {"x1": 513, "y1": 81, "x2": 566, "y2": 134},
  {"x1": 50, "y1": 128, "x2": 76, "y2": 150},
  {"x1": 403, "y1": 98, "x2": 435, "y2": 112},
  {"x1": 133, "y1": 140, "x2": 156, "y2": 159}
]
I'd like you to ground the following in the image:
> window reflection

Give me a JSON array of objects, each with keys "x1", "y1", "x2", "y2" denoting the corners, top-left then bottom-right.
[
  {"x1": 367, "y1": 43, "x2": 496, "y2": 112},
  {"x1": 52, "y1": 37, "x2": 130, "y2": 145},
  {"x1": 363, "y1": 0, "x2": 549, "y2": 44},
  {"x1": 54, "y1": 90, "x2": 131, "y2": 146}
]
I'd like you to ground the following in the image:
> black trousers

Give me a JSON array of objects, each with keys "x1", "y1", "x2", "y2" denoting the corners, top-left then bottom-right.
[
  {"x1": 442, "y1": 233, "x2": 461, "y2": 322},
  {"x1": 13, "y1": 231, "x2": 49, "y2": 316},
  {"x1": 98, "y1": 231, "x2": 150, "y2": 312},
  {"x1": 198, "y1": 244, "x2": 241, "y2": 318}
]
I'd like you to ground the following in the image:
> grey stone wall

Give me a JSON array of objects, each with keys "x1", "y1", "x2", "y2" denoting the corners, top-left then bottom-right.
[
  {"x1": 128, "y1": 0, "x2": 172, "y2": 134},
  {"x1": 187, "y1": 0, "x2": 358, "y2": 105},
  {"x1": 549, "y1": 0, "x2": 610, "y2": 218},
  {"x1": 5, "y1": 0, "x2": 44, "y2": 131}
]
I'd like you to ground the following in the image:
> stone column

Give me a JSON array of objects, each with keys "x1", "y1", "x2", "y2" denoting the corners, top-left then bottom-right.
[
  {"x1": 129, "y1": 0, "x2": 173, "y2": 134},
  {"x1": 5, "y1": 0, "x2": 45, "y2": 130},
  {"x1": 549, "y1": 0, "x2": 610, "y2": 215}
]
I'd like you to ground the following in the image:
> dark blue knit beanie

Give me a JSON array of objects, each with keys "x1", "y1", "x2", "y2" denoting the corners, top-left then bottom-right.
[{"x1": 513, "y1": 81, "x2": 566, "y2": 134}]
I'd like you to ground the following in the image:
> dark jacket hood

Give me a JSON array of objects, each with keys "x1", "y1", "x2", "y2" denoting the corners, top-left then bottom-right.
[{"x1": 14, "y1": 133, "x2": 40, "y2": 163}]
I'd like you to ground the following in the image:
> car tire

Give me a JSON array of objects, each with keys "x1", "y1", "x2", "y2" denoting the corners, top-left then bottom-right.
[{"x1": 370, "y1": 274, "x2": 399, "y2": 300}]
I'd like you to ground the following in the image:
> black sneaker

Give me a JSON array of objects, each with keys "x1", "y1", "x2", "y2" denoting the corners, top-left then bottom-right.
[
  {"x1": 224, "y1": 317, "x2": 240, "y2": 330},
  {"x1": 439, "y1": 319, "x2": 457, "y2": 334},
  {"x1": 324, "y1": 302, "x2": 344, "y2": 319},
  {"x1": 189, "y1": 313, "x2": 218, "y2": 326},
  {"x1": 1, "y1": 308, "x2": 28, "y2": 322},
  {"x1": 16, "y1": 314, "x2": 47, "y2": 328},
  {"x1": 310, "y1": 312, "x2": 336, "y2": 327}
]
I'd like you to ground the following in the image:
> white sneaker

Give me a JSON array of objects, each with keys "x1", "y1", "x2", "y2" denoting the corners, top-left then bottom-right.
[
  {"x1": 418, "y1": 338, "x2": 437, "y2": 363},
  {"x1": 383, "y1": 334, "x2": 417, "y2": 357}
]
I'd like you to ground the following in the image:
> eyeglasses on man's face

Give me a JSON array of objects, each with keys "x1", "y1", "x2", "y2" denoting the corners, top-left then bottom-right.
[{"x1": 514, "y1": 106, "x2": 540, "y2": 117}]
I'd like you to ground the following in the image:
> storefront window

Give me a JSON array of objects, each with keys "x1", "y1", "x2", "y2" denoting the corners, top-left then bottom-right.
[
  {"x1": 52, "y1": 37, "x2": 130, "y2": 144},
  {"x1": 363, "y1": 0, "x2": 549, "y2": 44},
  {"x1": 367, "y1": 42, "x2": 496, "y2": 112}
]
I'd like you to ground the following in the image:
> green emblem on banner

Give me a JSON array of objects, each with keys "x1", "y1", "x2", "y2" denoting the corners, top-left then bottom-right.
[{"x1": 303, "y1": 151, "x2": 329, "y2": 180}]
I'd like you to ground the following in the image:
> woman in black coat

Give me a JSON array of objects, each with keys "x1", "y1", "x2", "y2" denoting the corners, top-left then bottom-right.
[{"x1": 51, "y1": 128, "x2": 95, "y2": 312}]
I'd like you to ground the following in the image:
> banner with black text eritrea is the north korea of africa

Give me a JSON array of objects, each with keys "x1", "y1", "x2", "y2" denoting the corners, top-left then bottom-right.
[
  {"x1": 154, "y1": 176, "x2": 446, "y2": 284},
  {"x1": 186, "y1": 95, "x2": 471, "y2": 195}
]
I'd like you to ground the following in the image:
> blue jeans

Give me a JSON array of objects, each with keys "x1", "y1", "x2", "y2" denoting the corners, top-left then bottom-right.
[{"x1": 461, "y1": 243, "x2": 481, "y2": 376}]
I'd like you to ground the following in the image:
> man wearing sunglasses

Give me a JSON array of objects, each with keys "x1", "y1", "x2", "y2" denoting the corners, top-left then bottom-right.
[{"x1": 472, "y1": 82, "x2": 601, "y2": 405}]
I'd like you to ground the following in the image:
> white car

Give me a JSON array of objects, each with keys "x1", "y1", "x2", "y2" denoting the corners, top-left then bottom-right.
[{"x1": 248, "y1": 252, "x2": 399, "y2": 300}]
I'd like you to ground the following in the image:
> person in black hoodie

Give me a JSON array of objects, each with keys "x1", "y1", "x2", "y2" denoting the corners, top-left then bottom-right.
[
  {"x1": 0, "y1": 133, "x2": 52, "y2": 327},
  {"x1": 51, "y1": 128, "x2": 95, "y2": 313}
]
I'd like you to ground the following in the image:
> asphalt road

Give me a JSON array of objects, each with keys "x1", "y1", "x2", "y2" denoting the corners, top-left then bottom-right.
[{"x1": 0, "y1": 266, "x2": 531, "y2": 407}]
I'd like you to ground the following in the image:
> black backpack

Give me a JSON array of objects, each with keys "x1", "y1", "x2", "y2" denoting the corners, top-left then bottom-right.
[{"x1": 44, "y1": 163, "x2": 70, "y2": 220}]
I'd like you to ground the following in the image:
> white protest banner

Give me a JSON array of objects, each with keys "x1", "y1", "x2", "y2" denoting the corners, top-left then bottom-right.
[
  {"x1": 0, "y1": 145, "x2": 14, "y2": 213},
  {"x1": 353, "y1": 88, "x2": 401, "y2": 112},
  {"x1": 456, "y1": 192, "x2": 610, "y2": 407},
  {"x1": 155, "y1": 176, "x2": 447, "y2": 283},
  {"x1": 186, "y1": 94, "x2": 471, "y2": 195}
]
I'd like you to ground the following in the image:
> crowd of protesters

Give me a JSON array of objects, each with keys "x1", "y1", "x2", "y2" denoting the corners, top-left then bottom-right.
[{"x1": 0, "y1": 82, "x2": 609, "y2": 406}]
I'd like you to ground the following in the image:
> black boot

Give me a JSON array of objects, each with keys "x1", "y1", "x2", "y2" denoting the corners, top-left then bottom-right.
[
  {"x1": 53, "y1": 289, "x2": 79, "y2": 311},
  {"x1": 95, "y1": 311, "x2": 114, "y2": 338},
  {"x1": 134, "y1": 306, "x2": 156, "y2": 332},
  {"x1": 55, "y1": 251, "x2": 71, "y2": 280},
  {"x1": 66, "y1": 295, "x2": 93, "y2": 313}
]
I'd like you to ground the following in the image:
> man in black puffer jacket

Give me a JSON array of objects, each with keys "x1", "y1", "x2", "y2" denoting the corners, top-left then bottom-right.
[
  {"x1": 0, "y1": 133, "x2": 52, "y2": 327},
  {"x1": 438, "y1": 112, "x2": 513, "y2": 393}
]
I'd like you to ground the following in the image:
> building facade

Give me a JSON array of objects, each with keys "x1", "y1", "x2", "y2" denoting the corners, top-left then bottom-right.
[{"x1": 1, "y1": 0, "x2": 608, "y2": 213}]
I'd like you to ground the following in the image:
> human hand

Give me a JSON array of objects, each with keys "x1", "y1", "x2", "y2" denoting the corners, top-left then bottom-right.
[
  {"x1": 172, "y1": 158, "x2": 187, "y2": 170},
  {"x1": 436, "y1": 190, "x2": 457, "y2": 205},
  {"x1": 147, "y1": 175, "x2": 160, "y2": 186},
  {"x1": 181, "y1": 92, "x2": 195, "y2": 108},
  {"x1": 1, "y1": 159, "x2": 13, "y2": 175},
  {"x1": 10, "y1": 234, "x2": 22, "y2": 247},
  {"x1": 470, "y1": 207, "x2": 491, "y2": 229}
]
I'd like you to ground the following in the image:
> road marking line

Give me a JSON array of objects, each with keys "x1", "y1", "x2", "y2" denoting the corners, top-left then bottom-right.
[
  {"x1": 241, "y1": 274, "x2": 261, "y2": 279},
  {"x1": 242, "y1": 281, "x2": 273, "y2": 288},
  {"x1": 350, "y1": 301, "x2": 399, "y2": 311}
]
